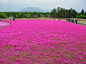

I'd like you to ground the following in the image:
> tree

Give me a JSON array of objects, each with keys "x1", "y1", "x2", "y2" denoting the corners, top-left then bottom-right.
[
  {"x1": 15, "y1": 15, "x2": 18, "y2": 18},
  {"x1": 56, "y1": 7, "x2": 77, "y2": 18},
  {"x1": 72, "y1": 9, "x2": 77, "y2": 18},
  {"x1": 6, "y1": 12, "x2": 11, "y2": 17},
  {"x1": 26, "y1": 14, "x2": 32, "y2": 18},
  {"x1": 79, "y1": 14, "x2": 85, "y2": 19},
  {"x1": 38, "y1": 13, "x2": 41, "y2": 17},
  {"x1": 59, "y1": 8, "x2": 65, "y2": 18},
  {"x1": 65, "y1": 9, "x2": 69, "y2": 18},
  {"x1": 85, "y1": 11, "x2": 86, "y2": 16},
  {"x1": 45, "y1": 12, "x2": 50, "y2": 17},
  {"x1": 69, "y1": 8, "x2": 73, "y2": 18},
  {"x1": 50, "y1": 8, "x2": 56, "y2": 20},
  {"x1": 81, "y1": 9, "x2": 84, "y2": 14},
  {"x1": 57, "y1": 7, "x2": 61, "y2": 18},
  {"x1": 0, "y1": 13, "x2": 8, "y2": 19},
  {"x1": 17, "y1": 13, "x2": 23, "y2": 18}
]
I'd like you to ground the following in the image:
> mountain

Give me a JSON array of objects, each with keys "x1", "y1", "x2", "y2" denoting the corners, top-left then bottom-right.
[
  {"x1": 20, "y1": 7, "x2": 44, "y2": 12},
  {"x1": 0, "y1": 4, "x2": 50, "y2": 12}
]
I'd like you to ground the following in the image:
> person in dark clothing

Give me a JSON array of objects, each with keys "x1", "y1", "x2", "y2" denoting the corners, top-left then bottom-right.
[
  {"x1": 59, "y1": 18, "x2": 60, "y2": 21},
  {"x1": 10, "y1": 18, "x2": 11, "y2": 21},
  {"x1": 70, "y1": 18, "x2": 71, "y2": 22},
  {"x1": 13, "y1": 17, "x2": 14, "y2": 20},
  {"x1": 13, "y1": 17, "x2": 15, "y2": 21},
  {"x1": 66, "y1": 18, "x2": 68, "y2": 21},
  {"x1": 71, "y1": 19, "x2": 74, "y2": 23},
  {"x1": 14, "y1": 18, "x2": 15, "y2": 20},
  {"x1": 68, "y1": 18, "x2": 70, "y2": 22},
  {"x1": 72, "y1": 19, "x2": 74, "y2": 23},
  {"x1": 75, "y1": 19, "x2": 78, "y2": 24}
]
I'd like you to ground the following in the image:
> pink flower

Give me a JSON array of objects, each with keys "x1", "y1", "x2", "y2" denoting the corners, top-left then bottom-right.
[{"x1": 0, "y1": 19, "x2": 86, "y2": 63}]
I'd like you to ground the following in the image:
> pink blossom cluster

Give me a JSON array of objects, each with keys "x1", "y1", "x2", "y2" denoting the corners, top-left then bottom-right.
[{"x1": 0, "y1": 19, "x2": 86, "y2": 64}]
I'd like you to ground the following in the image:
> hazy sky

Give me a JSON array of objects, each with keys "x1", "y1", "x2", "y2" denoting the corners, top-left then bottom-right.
[{"x1": 0, "y1": 0, "x2": 86, "y2": 12}]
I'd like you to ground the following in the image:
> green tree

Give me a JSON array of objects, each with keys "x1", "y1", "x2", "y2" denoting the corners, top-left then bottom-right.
[
  {"x1": 84, "y1": 16, "x2": 86, "y2": 19},
  {"x1": 81, "y1": 9, "x2": 84, "y2": 14},
  {"x1": 17, "y1": 13, "x2": 23, "y2": 18},
  {"x1": 79, "y1": 14, "x2": 85, "y2": 18},
  {"x1": 50, "y1": 8, "x2": 56, "y2": 20},
  {"x1": 0, "y1": 13, "x2": 8, "y2": 18},
  {"x1": 72, "y1": 9, "x2": 77, "y2": 18},
  {"x1": 6, "y1": 12, "x2": 11, "y2": 17},
  {"x1": 85, "y1": 12, "x2": 86, "y2": 16},
  {"x1": 57, "y1": 7, "x2": 61, "y2": 18},
  {"x1": 26, "y1": 14, "x2": 32, "y2": 18},
  {"x1": 15, "y1": 15, "x2": 18, "y2": 18},
  {"x1": 38, "y1": 13, "x2": 41, "y2": 17},
  {"x1": 59, "y1": 8, "x2": 65, "y2": 18},
  {"x1": 45, "y1": 12, "x2": 50, "y2": 17}
]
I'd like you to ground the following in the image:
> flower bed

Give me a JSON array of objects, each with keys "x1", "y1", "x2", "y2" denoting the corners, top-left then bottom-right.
[{"x1": 0, "y1": 19, "x2": 86, "y2": 63}]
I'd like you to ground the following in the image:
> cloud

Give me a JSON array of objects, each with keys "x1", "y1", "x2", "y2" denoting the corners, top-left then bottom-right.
[
  {"x1": 0, "y1": 0, "x2": 31, "y2": 5},
  {"x1": 0, "y1": 0, "x2": 86, "y2": 12},
  {"x1": 0, "y1": 0, "x2": 59, "y2": 4},
  {"x1": 0, "y1": 0, "x2": 9, "y2": 4}
]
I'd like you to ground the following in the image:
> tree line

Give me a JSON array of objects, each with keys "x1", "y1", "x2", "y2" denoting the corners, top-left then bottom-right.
[
  {"x1": 0, "y1": 12, "x2": 50, "y2": 19},
  {"x1": 0, "y1": 7, "x2": 86, "y2": 19},
  {"x1": 51, "y1": 7, "x2": 86, "y2": 19}
]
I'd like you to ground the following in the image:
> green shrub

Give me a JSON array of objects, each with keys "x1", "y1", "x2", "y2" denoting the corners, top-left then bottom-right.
[
  {"x1": 79, "y1": 14, "x2": 85, "y2": 18},
  {"x1": 0, "y1": 13, "x2": 8, "y2": 19}
]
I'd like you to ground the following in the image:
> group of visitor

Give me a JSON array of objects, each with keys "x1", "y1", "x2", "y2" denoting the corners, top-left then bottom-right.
[
  {"x1": 66, "y1": 18, "x2": 78, "y2": 24},
  {"x1": 4, "y1": 17, "x2": 15, "y2": 21}
]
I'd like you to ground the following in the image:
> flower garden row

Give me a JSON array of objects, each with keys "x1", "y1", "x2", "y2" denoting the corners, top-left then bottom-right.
[{"x1": 0, "y1": 19, "x2": 86, "y2": 63}]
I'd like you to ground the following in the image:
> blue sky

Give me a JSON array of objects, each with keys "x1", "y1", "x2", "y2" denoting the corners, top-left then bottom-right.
[{"x1": 0, "y1": 0, "x2": 86, "y2": 12}]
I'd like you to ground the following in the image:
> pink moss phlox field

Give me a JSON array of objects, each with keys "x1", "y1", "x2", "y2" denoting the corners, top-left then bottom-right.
[{"x1": 0, "y1": 19, "x2": 86, "y2": 63}]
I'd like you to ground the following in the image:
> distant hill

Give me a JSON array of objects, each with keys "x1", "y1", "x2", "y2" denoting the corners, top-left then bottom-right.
[{"x1": 20, "y1": 7, "x2": 44, "y2": 12}]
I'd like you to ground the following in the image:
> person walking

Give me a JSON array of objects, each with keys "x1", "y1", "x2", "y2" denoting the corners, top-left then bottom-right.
[
  {"x1": 13, "y1": 17, "x2": 15, "y2": 21},
  {"x1": 14, "y1": 18, "x2": 15, "y2": 20},
  {"x1": 71, "y1": 18, "x2": 74, "y2": 23},
  {"x1": 66, "y1": 18, "x2": 68, "y2": 21},
  {"x1": 59, "y1": 18, "x2": 60, "y2": 21},
  {"x1": 13, "y1": 17, "x2": 14, "y2": 20},
  {"x1": 4, "y1": 18, "x2": 6, "y2": 21},
  {"x1": 75, "y1": 19, "x2": 78, "y2": 24},
  {"x1": 68, "y1": 18, "x2": 70, "y2": 22},
  {"x1": 9, "y1": 17, "x2": 11, "y2": 21},
  {"x1": 72, "y1": 18, "x2": 74, "y2": 23}
]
